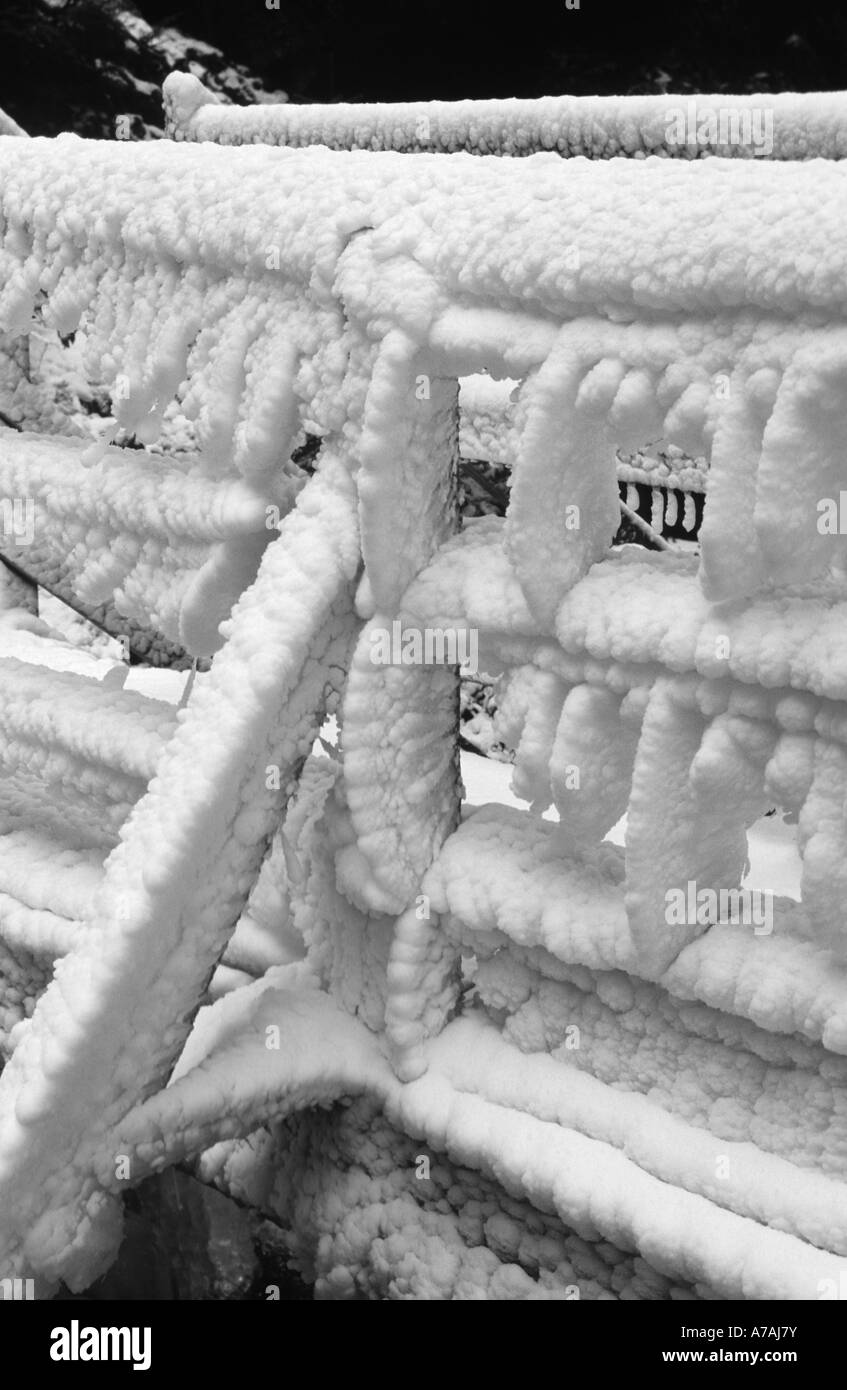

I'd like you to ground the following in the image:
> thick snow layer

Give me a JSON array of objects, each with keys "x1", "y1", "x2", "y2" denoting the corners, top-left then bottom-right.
[
  {"x1": 5, "y1": 138, "x2": 847, "y2": 336},
  {"x1": 555, "y1": 549, "x2": 847, "y2": 702},
  {"x1": 425, "y1": 1016, "x2": 847, "y2": 1268},
  {"x1": 164, "y1": 74, "x2": 847, "y2": 162},
  {"x1": 100, "y1": 981, "x2": 847, "y2": 1299},
  {"x1": 408, "y1": 528, "x2": 847, "y2": 711}
]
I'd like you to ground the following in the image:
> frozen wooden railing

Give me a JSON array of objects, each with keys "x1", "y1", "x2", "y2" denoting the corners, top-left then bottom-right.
[{"x1": 1, "y1": 125, "x2": 847, "y2": 1299}]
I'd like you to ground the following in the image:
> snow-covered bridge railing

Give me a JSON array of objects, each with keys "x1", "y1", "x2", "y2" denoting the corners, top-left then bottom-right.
[
  {"x1": 1, "y1": 130, "x2": 847, "y2": 1298},
  {"x1": 165, "y1": 73, "x2": 847, "y2": 159}
]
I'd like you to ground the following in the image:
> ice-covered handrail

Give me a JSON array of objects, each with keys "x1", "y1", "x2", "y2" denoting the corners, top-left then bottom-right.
[
  {"x1": 2, "y1": 136, "x2": 847, "y2": 612},
  {"x1": 1, "y1": 127, "x2": 847, "y2": 1299},
  {"x1": 6, "y1": 137, "x2": 847, "y2": 323},
  {"x1": 164, "y1": 73, "x2": 847, "y2": 160}
]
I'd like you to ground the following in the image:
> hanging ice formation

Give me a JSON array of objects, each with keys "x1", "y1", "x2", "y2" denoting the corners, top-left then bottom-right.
[{"x1": 0, "y1": 84, "x2": 847, "y2": 1299}]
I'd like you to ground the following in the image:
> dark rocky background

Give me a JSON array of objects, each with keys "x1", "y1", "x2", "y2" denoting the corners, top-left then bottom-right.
[{"x1": 2, "y1": 0, "x2": 847, "y2": 139}]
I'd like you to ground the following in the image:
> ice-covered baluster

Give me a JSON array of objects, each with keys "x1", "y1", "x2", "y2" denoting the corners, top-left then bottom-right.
[
  {"x1": 763, "y1": 729, "x2": 816, "y2": 819},
  {"x1": 662, "y1": 380, "x2": 712, "y2": 462},
  {"x1": 232, "y1": 318, "x2": 301, "y2": 484},
  {"x1": 341, "y1": 338, "x2": 464, "y2": 1053},
  {"x1": 551, "y1": 683, "x2": 640, "y2": 852},
  {"x1": 134, "y1": 274, "x2": 204, "y2": 446},
  {"x1": 797, "y1": 738, "x2": 847, "y2": 957},
  {"x1": 339, "y1": 328, "x2": 461, "y2": 909},
  {"x1": 107, "y1": 261, "x2": 164, "y2": 439},
  {"x1": 354, "y1": 332, "x2": 460, "y2": 619},
  {"x1": 625, "y1": 684, "x2": 765, "y2": 977},
  {"x1": 754, "y1": 331, "x2": 847, "y2": 588},
  {"x1": 40, "y1": 256, "x2": 97, "y2": 343},
  {"x1": 699, "y1": 364, "x2": 776, "y2": 601},
  {"x1": 506, "y1": 329, "x2": 623, "y2": 630},
  {"x1": 339, "y1": 620, "x2": 461, "y2": 917},
  {"x1": 0, "y1": 245, "x2": 39, "y2": 336},
  {"x1": 266, "y1": 761, "x2": 393, "y2": 1035},
  {"x1": 193, "y1": 287, "x2": 262, "y2": 473},
  {"x1": 384, "y1": 902, "x2": 460, "y2": 1083},
  {"x1": 494, "y1": 666, "x2": 567, "y2": 813},
  {"x1": 177, "y1": 279, "x2": 250, "y2": 469},
  {"x1": 609, "y1": 368, "x2": 662, "y2": 449}
]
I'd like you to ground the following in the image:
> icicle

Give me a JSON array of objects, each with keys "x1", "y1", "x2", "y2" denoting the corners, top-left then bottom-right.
[
  {"x1": 650, "y1": 488, "x2": 664, "y2": 534},
  {"x1": 232, "y1": 324, "x2": 300, "y2": 481},
  {"x1": 698, "y1": 359, "x2": 780, "y2": 603},
  {"x1": 665, "y1": 488, "x2": 679, "y2": 528},
  {"x1": 682, "y1": 492, "x2": 696, "y2": 532},
  {"x1": 193, "y1": 295, "x2": 258, "y2": 471},
  {"x1": 754, "y1": 332, "x2": 847, "y2": 590},
  {"x1": 609, "y1": 368, "x2": 661, "y2": 450},
  {"x1": 763, "y1": 732, "x2": 816, "y2": 816},
  {"x1": 624, "y1": 683, "x2": 763, "y2": 978},
  {"x1": 551, "y1": 684, "x2": 639, "y2": 850},
  {"x1": 502, "y1": 668, "x2": 567, "y2": 813},
  {"x1": 626, "y1": 483, "x2": 639, "y2": 512},
  {"x1": 574, "y1": 356, "x2": 626, "y2": 414},
  {"x1": 506, "y1": 328, "x2": 621, "y2": 630},
  {"x1": 797, "y1": 739, "x2": 847, "y2": 958}
]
